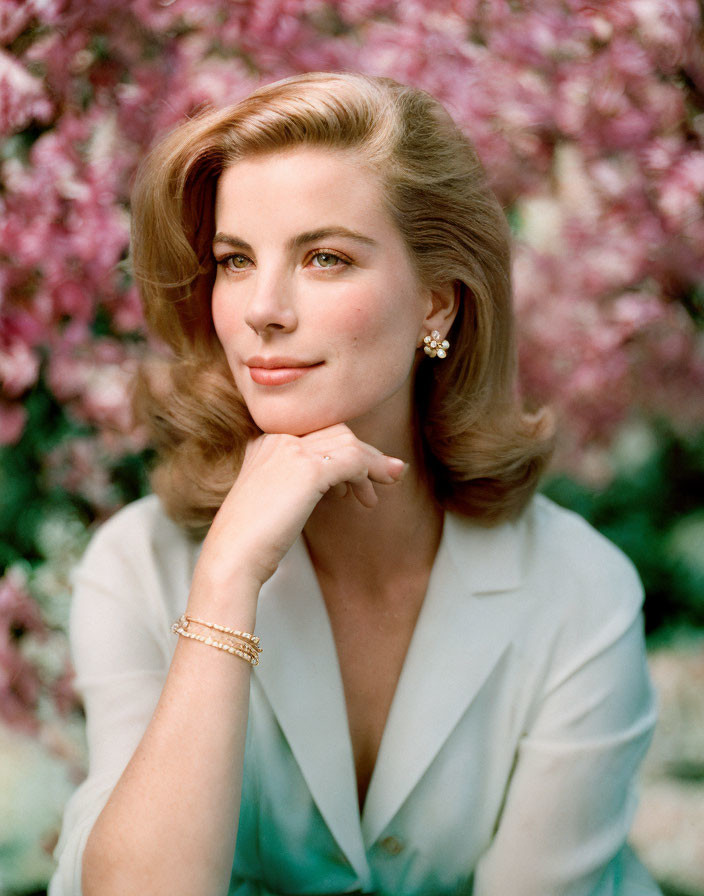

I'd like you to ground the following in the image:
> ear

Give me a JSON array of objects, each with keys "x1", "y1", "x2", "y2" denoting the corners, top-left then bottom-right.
[{"x1": 417, "y1": 280, "x2": 460, "y2": 346}]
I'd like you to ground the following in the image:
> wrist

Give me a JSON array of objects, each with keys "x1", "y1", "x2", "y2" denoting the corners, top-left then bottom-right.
[{"x1": 187, "y1": 564, "x2": 262, "y2": 630}]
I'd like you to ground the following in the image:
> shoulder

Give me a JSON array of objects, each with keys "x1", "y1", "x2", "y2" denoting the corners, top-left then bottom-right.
[
  {"x1": 446, "y1": 494, "x2": 644, "y2": 647},
  {"x1": 448, "y1": 493, "x2": 641, "y2": 595},
  {"x1": 82, "y1": 492, "x2": 179, "y2": 541},
  {"x1": 79, "y1": 494, "x2": 194, "y2": 566},
  {"x1": 73, "y1": 495, "x2": 200, "y2": 613},
  {"x1": 526, "y1": 493, "x2": 641, "y2": 586},
  {"x1": 523, "y1": 494, "x2": 643, "y2": 603},
  {"x1": 520, "y1": 495, "x2": 645, "y2": 662}
]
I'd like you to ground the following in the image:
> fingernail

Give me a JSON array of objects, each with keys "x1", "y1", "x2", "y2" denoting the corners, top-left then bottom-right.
[{"x1": 386, "y1": 457, "x2": 408, "y2": 479}]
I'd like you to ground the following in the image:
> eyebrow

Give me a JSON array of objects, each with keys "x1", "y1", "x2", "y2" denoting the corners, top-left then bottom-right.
[{"x1": 212, "y1": 227, "x2": 379, "y2": 253}]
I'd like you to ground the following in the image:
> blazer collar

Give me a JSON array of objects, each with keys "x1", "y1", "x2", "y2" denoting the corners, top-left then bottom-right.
[{"x1": 252, "y1": 509, "x2": 527, "y2": 880}]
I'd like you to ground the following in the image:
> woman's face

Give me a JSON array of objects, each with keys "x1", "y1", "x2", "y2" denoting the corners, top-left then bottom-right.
[{"x1": 211, "y1": 147, "x2": 443, "y2": 445}]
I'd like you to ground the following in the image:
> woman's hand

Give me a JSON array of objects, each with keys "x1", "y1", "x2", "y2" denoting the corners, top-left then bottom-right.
[{"x1": 192, "y1": 423, "x2": 407, "y2": 595}]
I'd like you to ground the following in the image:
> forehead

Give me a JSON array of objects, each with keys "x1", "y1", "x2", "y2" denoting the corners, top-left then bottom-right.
[{"x1": 214, "y1": 147, "x2": 394, "y2": 236}]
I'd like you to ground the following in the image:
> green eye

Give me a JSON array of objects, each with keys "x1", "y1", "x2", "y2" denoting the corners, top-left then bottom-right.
[
  {"x1": 216, "y1": 253, "x2": 251, "y2": 272},
  {"x1": 311, "y1": 252, "x2": 343, "y2": 268}
]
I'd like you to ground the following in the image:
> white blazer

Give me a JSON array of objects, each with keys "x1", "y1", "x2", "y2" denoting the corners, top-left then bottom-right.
[{"x1": 50, "y1": 493, "x2": 661, "y2": 895}]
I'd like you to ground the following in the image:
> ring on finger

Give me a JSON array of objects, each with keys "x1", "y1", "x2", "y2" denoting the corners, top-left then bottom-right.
[{"x1": 323, "y1": 455, "x2": 332, "y2": 461}]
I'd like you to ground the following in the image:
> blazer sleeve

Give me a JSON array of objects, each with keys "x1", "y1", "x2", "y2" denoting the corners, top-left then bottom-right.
[
  {"x1": 48, "y1": 509, "x2": 172, "y2": 896},
  {"x1": 472, "y1": 541, "x2": 661, "y2": 896}
]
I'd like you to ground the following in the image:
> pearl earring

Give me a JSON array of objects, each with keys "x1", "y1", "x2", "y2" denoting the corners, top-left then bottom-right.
[{"x1": 423, "y1": 330, "x2": 450, "y2": 359}]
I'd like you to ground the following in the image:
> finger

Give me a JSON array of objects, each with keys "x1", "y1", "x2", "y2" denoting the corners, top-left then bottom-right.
[
  {"x1": 365, "y1": 453, "x2": 407, "y2": 484},
  {"x1": 328, "y1": 440, "x2": 406, "y2": 484},
  {"x1": 330, "y1": 482, "x2": 348, "y2": 499},
  {"x1": 308, "y1": 433, "x2": 407, "y2": 499},
  {"x1": 302, "y1": 426, "x2": 407, "y2": 478},
  {"x1": 320, "y1": 448, "x2": 399, "y2": 488},
  {"x1": 348, "y1": 476, "x2": 379, "y2": 508},
  {"x1": 302, "y1": 425, "x2": 386, "y2": 465}
]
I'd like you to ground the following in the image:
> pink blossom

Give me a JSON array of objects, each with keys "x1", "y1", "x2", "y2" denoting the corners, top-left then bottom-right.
[
  {"x1": 0, "y1": 0, "x2": 702, "y2": 471},
  {"x1": 0, "y1": 401, "x2": 26, "y2": 445},
  {"x1": 626, "y1": 0, "x2": 701, "y2": 70},
  {"x1": 46, "y1": 339, "x2": 141, "y2": 433},
  {"x1": 44, "y1": 435, "x2": 128, "y2": 514},
  {"x1": 0, "y1": 50, "x2": 52, "y2": 136},
  {"x1": 0, "y1": 339, "x2": 40, "y2": 398},
  {"x1": 0, "y1": 0, "x2": 37, "y2": 44},
  {"x1": 657, "y1": 151, "x2": 704, "y2": 228},
  {"x1": 0, "y1": 568, "x2": 47, "y2": 734}
]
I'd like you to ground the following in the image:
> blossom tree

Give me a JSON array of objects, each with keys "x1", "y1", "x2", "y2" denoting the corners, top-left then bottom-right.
[{"x1": 2, "y1": 0, "x2": 703, "y2": 468}]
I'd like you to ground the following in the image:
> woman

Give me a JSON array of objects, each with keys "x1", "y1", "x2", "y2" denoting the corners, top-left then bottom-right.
[{"x1": 51, "y1": 72, "x2": 660, "y2": 896}]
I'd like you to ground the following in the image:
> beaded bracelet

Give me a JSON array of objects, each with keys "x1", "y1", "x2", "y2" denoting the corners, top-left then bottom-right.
[
  {"x1": 182, "y1": 612, "x2": 261, "y2": 647},
  {"x1": 171, "y1": 613, "x2": 262, "y2": 666},
  {"x1": 173, "y1": 613, "x2": 262, "y2": 654},
  {"x1": 184, "y1": 616, "x2": 261, "y2": 662},
  {"x1": 171, "y1": 620, "x2": 260, "y2": 665}
]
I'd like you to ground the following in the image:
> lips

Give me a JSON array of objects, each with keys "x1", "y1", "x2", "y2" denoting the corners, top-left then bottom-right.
[{"x1": 245, "y1": 358, "x2": 323, "y2": 386}]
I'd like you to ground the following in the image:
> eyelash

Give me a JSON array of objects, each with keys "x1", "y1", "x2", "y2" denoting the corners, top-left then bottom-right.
[{"x1": 215, "y1": 250, "x2": 350, "y2": 273}]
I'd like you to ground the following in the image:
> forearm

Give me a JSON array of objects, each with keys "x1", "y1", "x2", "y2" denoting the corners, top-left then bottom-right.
[
  {"x1": 82, "y1": 583, "x2": 258, "y2": 896},
  {"x1": 79, "y1": 426, "x2": 404, "y2": 894}
]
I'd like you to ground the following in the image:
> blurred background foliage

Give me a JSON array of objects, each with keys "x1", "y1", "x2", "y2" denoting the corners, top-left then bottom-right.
[{"x1": 1, "y1": 0, "x2": 703, "y2": 893}]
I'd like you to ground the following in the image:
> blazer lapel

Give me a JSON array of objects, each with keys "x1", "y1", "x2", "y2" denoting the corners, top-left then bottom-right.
[
  {"x1": 361, "y1": 511, "x2": 526, "y2": 846},
  {"x1": 253, "y1": 537, "x2": 372, "y2": 887},
  {"x1": 251, "y1": 510, "x2": 528, "y2": 868}
]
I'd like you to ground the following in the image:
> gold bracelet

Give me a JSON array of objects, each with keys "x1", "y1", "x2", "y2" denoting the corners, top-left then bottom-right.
[
  {"x1": 182, "y1": 615, "x2": 262, "y2": 661},
  {"x1": 172, "y1": 622, "x2": 260, "y2": 665},
  {"x1": 171, "y1": 614, "x2": 262, "y2": 665},
  {"x1": 181, "y1": 613, "x2": 261, "y2": 646},
  {"x1": 172, "y1": 624, "x2": 259, "y2": 664},
  {"x1": 173, "y1": 614, "x2": 262, "y2": 653},
  {"x1": 182, "y1": 614, "x2": 262, "y2": 663}
]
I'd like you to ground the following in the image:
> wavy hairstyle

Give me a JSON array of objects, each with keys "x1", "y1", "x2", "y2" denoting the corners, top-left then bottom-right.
[{"x1": 130, "y1": 71, "x2": 554, "y2": 534}]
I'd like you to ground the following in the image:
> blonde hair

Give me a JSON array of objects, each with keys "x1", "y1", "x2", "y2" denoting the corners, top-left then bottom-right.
[{"x1": 130, "y1": 71, "x2": 554, "y2": 534}]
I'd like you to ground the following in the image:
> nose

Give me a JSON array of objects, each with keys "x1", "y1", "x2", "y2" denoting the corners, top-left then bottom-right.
[{"x1": 243, "y1": 268, "x2": 298, "y2": 336}]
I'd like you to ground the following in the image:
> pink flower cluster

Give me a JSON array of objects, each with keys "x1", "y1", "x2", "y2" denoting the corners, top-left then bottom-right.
[
  {"x1": 0, "y1": 567, "x2": 52, "y2": 733},
  {"x1": 1, "y1": 0, "x2": 703, "y2": 473}
]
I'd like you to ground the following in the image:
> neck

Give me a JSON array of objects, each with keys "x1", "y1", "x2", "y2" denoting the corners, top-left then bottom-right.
[
  {"x1": 303, "y1": 461, "x2": 444, "y2": 599},
  {"x1": 304, "y1": 381, "x2": 443, "y2": 597}
]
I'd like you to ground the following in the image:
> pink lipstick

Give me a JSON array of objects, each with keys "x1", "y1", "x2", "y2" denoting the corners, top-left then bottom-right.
[
  {"x1": 245, "y1": 358, "x2": 322, "y2": 386},
  {"x1": 248, "y1": 366, "x2": 317, "y2": 386}
]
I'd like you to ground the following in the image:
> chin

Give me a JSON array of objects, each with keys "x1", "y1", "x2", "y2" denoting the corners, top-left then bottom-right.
[{"x1": 250, "y1": 409, "x2": 347, "y2": 437}]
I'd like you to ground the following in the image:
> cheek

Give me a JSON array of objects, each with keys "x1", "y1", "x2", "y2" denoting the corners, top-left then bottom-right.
[
  {"x1": 339, "y1": 307, "x2": 373, "y2": 345},
  {"x1": 210, "y1": 288, "x2": 234, "y2": 347},
  {"x1": 326, "y1": 288, "x2": 405, "y2": 348}
]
